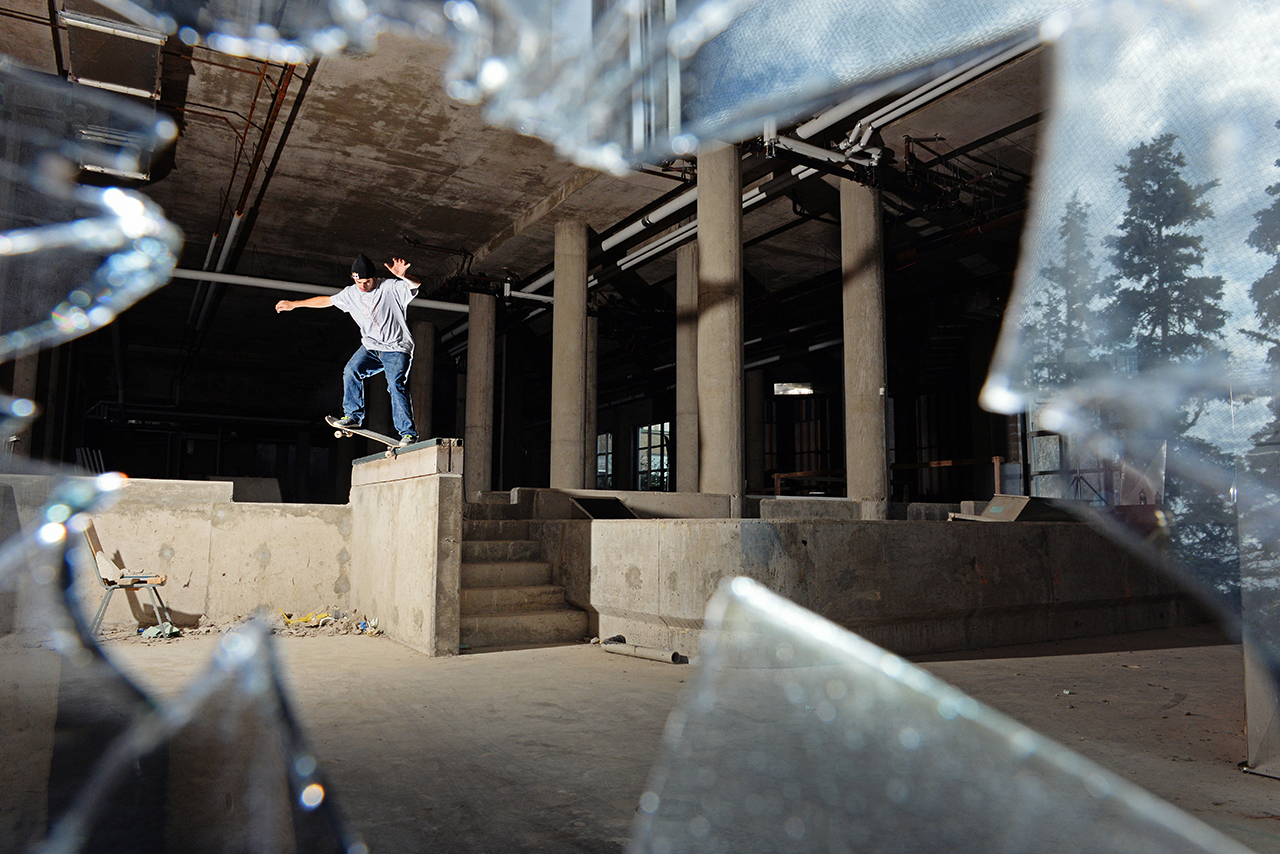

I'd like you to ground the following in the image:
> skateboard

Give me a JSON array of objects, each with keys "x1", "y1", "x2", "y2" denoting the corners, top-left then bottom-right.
[{"x1": 326, "y1": 415, "x2": 402, "y2": 458}]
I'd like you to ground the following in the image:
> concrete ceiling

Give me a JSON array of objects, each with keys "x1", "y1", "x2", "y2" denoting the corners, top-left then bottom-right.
[{"x1": 0, "y1": 0, "x2": 1048, "y2": 492}]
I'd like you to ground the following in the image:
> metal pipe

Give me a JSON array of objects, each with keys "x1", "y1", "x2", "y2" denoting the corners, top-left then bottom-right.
[
  {"x1": 773, "y1": 135, "x2": 853, "y2": 166},
  {"x1": 601, "y1": 643, "x2": 688, "y2": 664},
  {"x1": 844, "y1": 37, "x2": 1039, "y2": 155},
  {"x1": 234, "y1": 63, "x2": 294, "y2": 217},
  {"x1": 43, "y1": 0, "x2": 64, "y2": 77},
  {"x1": 169, "y1": 268, "x2": 470, "y2": 313},
  {"x1": 196, "y1": 211, "x2": 242, "y2": 329},
  {"x1": 794, "y1": 74, "x2": 917, "y2": 140},
  {"x1": 518, "y1": 184, "x2": 701, "y2": 296},
  {"x1": 186, "y1": 231, "x2": 220, "y2": 327}
]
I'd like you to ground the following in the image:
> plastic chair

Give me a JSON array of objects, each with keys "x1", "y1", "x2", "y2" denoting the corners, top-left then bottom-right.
[{"x1": 84, "y1": 520, "x2": 173, "y2": 635}]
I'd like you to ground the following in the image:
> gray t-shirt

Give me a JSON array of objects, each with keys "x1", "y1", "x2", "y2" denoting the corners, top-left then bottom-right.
[{"x1": 331, "y1": 277, "x2": 417, "y2": 354}]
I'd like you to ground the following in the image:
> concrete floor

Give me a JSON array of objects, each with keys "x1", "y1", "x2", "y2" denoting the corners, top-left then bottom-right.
[{"x1": 102, "y1": 624, "x2": 1280, "y2": 854}]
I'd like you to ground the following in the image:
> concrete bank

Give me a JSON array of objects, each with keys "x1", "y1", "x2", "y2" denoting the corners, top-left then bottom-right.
[{"x1": 516, "y1": 488, "x2": 1204, "y2": 657}]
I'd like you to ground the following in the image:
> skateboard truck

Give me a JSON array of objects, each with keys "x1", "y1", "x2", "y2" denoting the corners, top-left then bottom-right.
[{"x1": 326, "y1": 416, "x2": 402, "y2": 458}]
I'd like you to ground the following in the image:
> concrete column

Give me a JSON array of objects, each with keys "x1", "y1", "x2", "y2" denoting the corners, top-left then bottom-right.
[
  {"x1": 464, "y1": 293, "x2": 496, "y2": 500},
  {"x1": 745, "y1": 369, "x2": 767, "y2": 493},
  {"x1": 584, "y1": 315, "x2": 598, "y2": 488},
  {"x1": 11, "y1": 354, "x2": 37, "y2": 458},
  {"x1": 675, "y1": 242, "x2": 699, "y2": 493},
  {"x1": 550, "y1": 219, "x2": 588, "y2": 489},
  {"x1": 411, "y1": 320, "x2": 435, "y2": 439},
  {"x1": 841, "y1": 180, "x2": 889, "y2": 517},
  {"x1": 696, "y1": 142, "x2": 744, "y2": 512}
]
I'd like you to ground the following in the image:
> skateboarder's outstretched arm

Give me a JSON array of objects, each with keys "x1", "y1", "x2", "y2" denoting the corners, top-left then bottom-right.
[
  {"x1": 385, "y1": 257, "x2": 420, "y2": 289},
  {"x1": 275, "y1": 295, "x2": 333, "y2": 312}
]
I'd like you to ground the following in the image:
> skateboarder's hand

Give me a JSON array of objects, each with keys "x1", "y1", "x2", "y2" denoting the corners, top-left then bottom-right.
[
  {"x1": 386, "y1": 257, "x2": 411, "y2": 278},
  {"x1": 275, "y1": 300, "x2": 293, "y2": 312}
]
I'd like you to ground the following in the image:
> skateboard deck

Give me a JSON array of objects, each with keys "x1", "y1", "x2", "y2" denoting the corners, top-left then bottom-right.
[{"x1": 326, "y1": 416, "x2": 401, "y2": 457}]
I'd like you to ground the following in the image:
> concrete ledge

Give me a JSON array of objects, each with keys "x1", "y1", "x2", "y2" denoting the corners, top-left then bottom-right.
[
  {"x1": 348, "y1": 471, "x2": 462, "y2": 656},
  {"x1": 514, "y1": 487, "x2": 732, "y2": 519},
  {"x1": 352, "y1": 438, "x2": 463, "y2": 486}
]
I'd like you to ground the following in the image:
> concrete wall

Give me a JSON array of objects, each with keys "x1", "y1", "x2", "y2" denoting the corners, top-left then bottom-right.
[
  {"x1": 0, "y1": 468, "x2": 1202, "y2": 665},
  {"x1": 346, "y1": 446, "x2": 462, "y2": 656},
  {"x1": 758, "y1": 498, "x2": 962, "y2": 521},
  {"x1": 0, "y1": 476, "x2": 353, "y2": 632},
  {"x1": 533, "y1": 516, "x2": 1204, "y2": 658}
]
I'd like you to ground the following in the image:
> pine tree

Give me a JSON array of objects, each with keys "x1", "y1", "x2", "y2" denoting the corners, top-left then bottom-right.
[
  {"x1": 1240, "y1": 120, "x2": 1280, "y2": 599},
  {"x1": 1102, "y1": 134, "x2": 1234, "y2": 597},
  {"x1": 1246, "y1": 121, "x2": 1280, "y2": 369},
  {"x1": 1104, "y1": 133, "x2": 1227, "y2": 368},
  {"x1": 1029, "y1": 191, "x2": 1102, "y2": 386}
]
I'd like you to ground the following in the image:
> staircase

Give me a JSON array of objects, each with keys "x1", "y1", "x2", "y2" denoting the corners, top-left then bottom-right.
[{"x1": 460, "y1": 502, "x2": 588, "y2": 651}]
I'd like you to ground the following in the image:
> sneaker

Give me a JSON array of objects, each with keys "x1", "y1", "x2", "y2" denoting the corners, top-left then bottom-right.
[
  {"x1": 333, "y1": 415, "x2": 362, "y2": 428},
  {"x1": 398, "y1": 433, "x2": 417, "y2": 446}
]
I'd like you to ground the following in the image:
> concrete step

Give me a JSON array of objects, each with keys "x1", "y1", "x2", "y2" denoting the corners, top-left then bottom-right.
[
  {"x1": 462, "y1": 561, "x2": 552, "y2": 588},
  {"x1": 463, "y1": 502, "x2": 524, "y2": 521},
  {"x1": 460, "y1": 584, "x2": 569, "y2": 616},
  {"x1": 461, "y1": 608, "x2": 589, "y2": 650},
  {"x1": 463, "y1": 519, "x2": 531, "y2": 541},
  {"x1": 462, "y1": 539, "x2": 541, "y2": 563}
]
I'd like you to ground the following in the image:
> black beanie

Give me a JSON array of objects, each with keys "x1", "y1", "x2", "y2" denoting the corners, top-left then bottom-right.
[{"x1": 352, "y1": 254, "x2": 376, "y2": 278}]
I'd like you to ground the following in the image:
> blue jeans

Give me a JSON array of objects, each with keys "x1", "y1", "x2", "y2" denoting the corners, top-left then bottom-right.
[{"x1": 342, "y1": 347, "x2": 415, "y2": 437}]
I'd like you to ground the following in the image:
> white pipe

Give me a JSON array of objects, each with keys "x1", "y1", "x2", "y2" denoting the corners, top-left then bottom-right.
[
  {"x1": 773, "y1": 136, "x2": 852, "y2": 166},
  {"x1": 795, "y1": 74, "x2": 918, "y2": 141},
  {"x1": 195, "y1": 211, "x2": 246, "y2": 329},
  {"x1": 504, "y1": 283, "x2": 555, "y2": 304},
  {"x1": 169, "y1": 268, "x2": 470, "y2": 313},
  {"x1": 844, "y1": 37, "x2": 1040, "y2": 154},
  {"x1": 200, "y1": 232, "x2": 219, "y2": 271},
  {"x1": 214, "y1": 211, "x2": 244, "y2": 273},
  {"x1": 519, "y1": 185, "x2": 701, "y2": 296},
  {"x1": 601, "y1": 643, "x2": 688, "y2": 664}
]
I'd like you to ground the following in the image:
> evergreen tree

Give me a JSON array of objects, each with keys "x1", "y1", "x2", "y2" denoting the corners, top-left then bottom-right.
[
  {"x1": 1104, "y1": 133, "x2": 1227, "y2": 368},
  {"x1": 1240, "y1": 120, "x2": 1280, "y2": 604},
  {"x1": 1101, "y1": 134, "x2": 1235, "y2": 599},
  {"x1": 1029, "y1": 191, "x2": 1102, "y2": 386},
  {"x1": 1246, "y1": 120, "x2": 1280, "y2": 371}
]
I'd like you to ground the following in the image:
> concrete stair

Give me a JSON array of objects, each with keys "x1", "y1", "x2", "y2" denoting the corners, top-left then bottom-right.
[{"x1": 460, "y1": 502, "x2": 587, "y2": 651}]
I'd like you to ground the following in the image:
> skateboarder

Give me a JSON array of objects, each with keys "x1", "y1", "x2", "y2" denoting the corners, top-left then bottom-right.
[{"x1": 275, "y1": 254, "x2": 421, "y2": 445}]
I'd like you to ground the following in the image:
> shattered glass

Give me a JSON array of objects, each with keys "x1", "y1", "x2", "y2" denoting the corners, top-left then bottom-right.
[
  {"x1": 83, "y1": 0, "x2": 1100, "y2": 172},
  {"x1": 1, "y1": 46, "x2": 359, "y2": 854},
  {"x1": 0, "y1": 59, "x2": 180, "y2": 364},
  {"x1": 4, "y1": 0, "x2": 1280, "y2": 848},
  {"x1": 630, "y1": 578, "x2": 1258, "y2": 854},
  {"x1": 0, "y1": 475, "x2": 363, "y2": 853},
  {"x1": 982, "y1": 0, "x2": 1280, "y2": 773}
]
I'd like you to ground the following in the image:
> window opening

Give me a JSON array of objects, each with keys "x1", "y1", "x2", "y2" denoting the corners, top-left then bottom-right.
[
  {"x1": 596, "y1": 432, "x2": 614, "y2": 489},
  {"x1": 637, "y1": 422, "x2": 670, "y2": 491}
]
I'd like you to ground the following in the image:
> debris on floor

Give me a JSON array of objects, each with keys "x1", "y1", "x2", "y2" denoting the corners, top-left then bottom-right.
[
  {"x1": 97, "y1": 606, "x2": 385, "y2": 642},
  {"x1": 276, "y1": 609, "x2": 380, "y2": 637}
]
